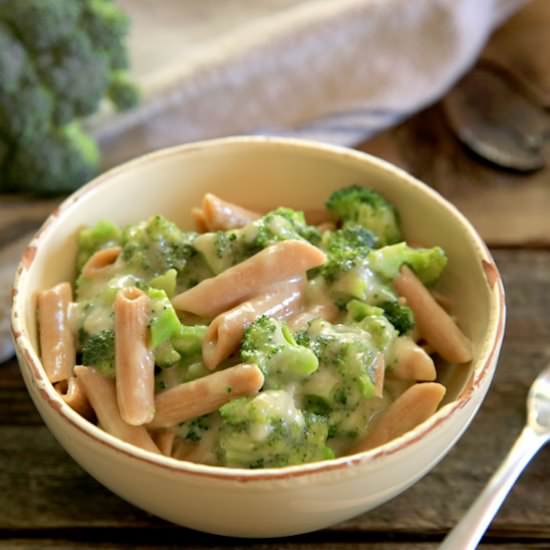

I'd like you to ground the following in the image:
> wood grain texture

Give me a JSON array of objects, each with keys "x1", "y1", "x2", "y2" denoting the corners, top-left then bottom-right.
[{"x1": 1, "y1": 249, "x2": 549, "y2": 548}]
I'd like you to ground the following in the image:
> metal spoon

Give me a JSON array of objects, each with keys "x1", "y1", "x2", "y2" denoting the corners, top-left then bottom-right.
[
  {"x1": 440, "y1": 366, "x2": 550, "y2": 549},
  {"x1": 444, "y1": 64, "x2": 550, "y2": 171}
]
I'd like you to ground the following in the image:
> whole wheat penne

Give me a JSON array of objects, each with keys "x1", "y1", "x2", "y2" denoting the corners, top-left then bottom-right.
[
  {"x1": 191, "y1": 207, "x2": 209, "y2": 233},
  {"x1": 115, "y1": 287, "x2": 155, "y2": 426},
  {"x1": 394, "y1": 266, "x2": 472, "y2": 364},
  {"x1": 81, "y1": 246, "x2": 121, "y2": 278},
  {"x1": 172, "y1": 437, "x2": 196, "y2": 460},
  {"x1": 172, "y1": 240, "x2": 327, "y2": 318},
  {"x1": 152, "y1": 429, "x2": 177, "y2": 456},
  {"x1": 54, "y1": 376, "x2": 94, "y2": 419},
  {"x1": 74, "y1": 366, "x2": 160, "y2": 454},
  {"x1": 38, "y1": 282, "x2": 76, "y2": 383},
  {"x1": 202, "y1": 278, "x2": 305, "y2": 370},
  {"x1": 372, "y1": 353, "x2": 385, "y2": 398},
  {"x1": 389, "y1": 337, "x2": 437, "y2": 381},
  {"x1": 148, "y1": 363, "x2": 264, "y2": 429},
  {"x1": 287, "y1": 302, "x2": 339, "y2": 331},
  {"x1": 201, "y1": 193, "x2": 261, "y2": 231},
  {"x1": 352, "y1": 382, "x2": 446, "y2": 453}
]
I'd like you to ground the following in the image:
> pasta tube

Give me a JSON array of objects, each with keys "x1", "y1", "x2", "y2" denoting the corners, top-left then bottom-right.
[
  {"x1": 352, "y1": 382, "x2": 446, "y2": 452},
  {"x1": 152, "y1": 429, "x2": 177, "y2": 456},
  {"x1": 202, "y1": 278, "x2": 305, "y2": 370},
  {"x1": 114, "y1": 287, "x2": 155, "y2": 426},
  {"x1": 200, "y1": 193, "x2": 261, "y2": 231},
  {"x1": 172, "y1": 240, "x2": 327, "y2": 318},
  {"x1": 394, "y1": 267, "x2": 472, "y2": 364},
  {"x1": 148, "y1": 363, "x2": 264, "y2": 429},
  {"x1": 81, "y1": 246, "x2": 121, "y2": 278},
  {"x1": 74, "y1": 366, "x2": 160, "y2": 454},
  {"x1": 54, "y1": 376, "x2": 93, "y2": 419},
  {"x1": 287, "y1": 302, "x2": 339, "y2": 331},
  {"x1": 38, "y1": 282, "x2": 76, "y2": 383},
  {"x1": 388, "y1": 337, "x2": 437, "y2": 381}
]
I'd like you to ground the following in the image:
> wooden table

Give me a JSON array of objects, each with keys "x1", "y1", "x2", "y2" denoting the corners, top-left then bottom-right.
[{"x1": 2, "y1": 9, "x2": 550, "y2": 550}]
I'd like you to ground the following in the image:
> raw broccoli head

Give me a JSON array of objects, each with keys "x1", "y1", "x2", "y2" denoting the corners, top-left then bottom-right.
[
  {"x1": 368, "y1": 242, "x2": 447, "y2": 286},
  {"x1": 241, "y1": 316, "x2": 319, "y2": 389},
  {"x1": 81, "y1": 328, "x2": 115, "y2": 376},
  {"x1": 218, "y1": 391, "x2": 332, "y2": 468},
  {"x1": 326, "y1": 185, "x2": 401, "y2": 246},
  {"x1": 8, "y1": 122, "x2": 99, "y2": 194},
  {"x1": 0, "y1": 0, "x2": 138, "y2": 194}
]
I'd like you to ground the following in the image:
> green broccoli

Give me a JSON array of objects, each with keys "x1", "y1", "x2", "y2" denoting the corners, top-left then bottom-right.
[
  {"x1": 368, "y1": 242, "x2": 447, "y2": 286},
  {"x1": 194, "y1": 208, "x2": 321, "y2": 274},
  {"x1": 218, "y1": 391, "x2": 332, "y2": 468},
  {"x1": 76, "y1": 219, "x2": 121, "y2": 272},
  {"x1": 346, "y1": 298, "x2": 414, "y2": 336},
  {"x1": 326, "y1": 185, "x2": 401, "y2": 246},
  {"x1": 121, "y1": 215, "x2": 199, "y2": 279},
  {"x1": 81, "y1": 328, "x2": 115, "y2": 376},
  {"x1": 241, "y1": 316, "x2": 319, "y2": 389},
  {"x1": 312, "y1": 224, "x2": 377, "y2": 282},
  {"x1": 0, "y1": 0, "x2": 138, "y2": 194}
]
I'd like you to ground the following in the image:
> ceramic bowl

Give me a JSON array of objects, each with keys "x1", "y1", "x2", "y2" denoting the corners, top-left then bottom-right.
[{"x1": 11, "y1": 137, "x2": 505, "y2": 537}]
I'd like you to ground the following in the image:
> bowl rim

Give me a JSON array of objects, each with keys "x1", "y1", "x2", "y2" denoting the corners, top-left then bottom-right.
[{"x1": 10, "y1": 135, "x2": 506, "y2": 482}]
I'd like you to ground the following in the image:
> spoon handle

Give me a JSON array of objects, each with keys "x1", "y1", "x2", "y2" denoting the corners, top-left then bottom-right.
[{"x1": 440, "y1": 426, "x2": 546, "y2": 550}]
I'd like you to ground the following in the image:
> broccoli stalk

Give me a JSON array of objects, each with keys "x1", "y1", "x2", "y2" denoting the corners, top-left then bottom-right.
[
  {"x1": 0, "y1": 0, "x2": 138, "y2": 194},
  {"x1": 240, "y1": 316, "x2": 319, "y2": 390},
  {"x1": 326, "y1": 185, "x2": 402, "y2": 246}
]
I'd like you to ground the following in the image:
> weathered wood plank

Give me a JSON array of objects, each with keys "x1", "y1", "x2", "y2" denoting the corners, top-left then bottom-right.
[
  {"x1": 359, "y1": 106, "x2": 550, "y2": 247},
  {"x1": 1, "y1": 249, "x2": 549, "y2": 541}
]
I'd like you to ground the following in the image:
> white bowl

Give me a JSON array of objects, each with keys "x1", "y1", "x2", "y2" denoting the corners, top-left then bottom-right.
[{"x1": 11, "y1": 136, "x2": 505, "y2": 537}]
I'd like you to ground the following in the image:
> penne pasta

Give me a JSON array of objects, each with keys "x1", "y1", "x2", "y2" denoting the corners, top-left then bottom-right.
[
  {"x1": 74, "y1": 366, "x2": 160, "y2": 454},
  {"x1": 114, "y1": 287, "x2": 155, "y2": 426},
  {"x1": 373, "y1": 353, "x2": 385, "y2": 398},
  {"x1": 200, "y1": 193, "x2": 261, "y2": 231},
  {"x1": 394, "y1": 267, "x2": 472, "y2": 364},
  {"x1": 202, "y1": 278, "x2": 305, "y2": 370},
  {"x1": 287, "y1": 302, "x2": 340, "y2": 331},
  {"x1": 148, "y1": 363, "x2": 264, "y2": 429},
  {"x1": 388, "y1": 337, "x2": 437, "y2": 381},
  {"x1": 172, "y1": 240, "x2": 327, "y2": 318},
  {"x1": 352, "y1": 382, "x2": 446, "y2": 452},
  {"x1": 38, "y1": 282, "x2": 76, "y2": 383},
  {"x1": 54, "y1": 376, "x2": 94, "y2": 419},
  {"x1": 191, "y1": 207, "x2": 209, "y2": 233},
  {"x1": 152, "y1": 429, "x2": 177, "y2": 456},
  {"x1": 81, "y1": 246, "x2": 121, "y2": 278}
]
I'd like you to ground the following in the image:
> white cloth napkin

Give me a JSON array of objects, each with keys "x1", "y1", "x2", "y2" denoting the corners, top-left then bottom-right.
[
  {"x1": 1, "y1": 0, "x2": 525, "y2": 362},
  {"x1": 91, "y1": 0, "x2": 525, "y2": 150}
]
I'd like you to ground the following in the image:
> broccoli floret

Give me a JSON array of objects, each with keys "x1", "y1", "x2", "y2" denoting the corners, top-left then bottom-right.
[
  {"x1": 121, "y1": 215, "x2": 198, "y2": 279},
  {"x1": 368, "y1": 242, "x2": 447, "y2": 286},
  {"x1": 346, "y1": 298, "x2": 414, "y2": 336},
  {"x1": 81, "y1": 328, "x2": 115, "y2": 376},
  {"x1": 193, "y1": 208, "x2": 321, "y2": 274},
  {"x1": 8, "y1": 122, "x2": 99, "y2": 194},
  {"x1": 326, "y1": 185, "x2": 401, "y2": 246},
  {"x1": 313, "y1": 224, "x2": 376, "y2": 282},
  {"x1": 0, "y1": 0, "x2": 137, "y2": 194},
  {"x1": 379, "y1": 301, "x2": 415, "y2": 335},
  {"x1": 218, "y1": 391, "x2": 331, "y2": 468},
  {"x1": 241, "y1": 316, "x2": 319, "y2": 389},
  {"x1": 300, "y1": 319, "x2": 382, "y2": 408},
  {"x1": 76, "y1": 220, "x2": 122, "y2": 272}
]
